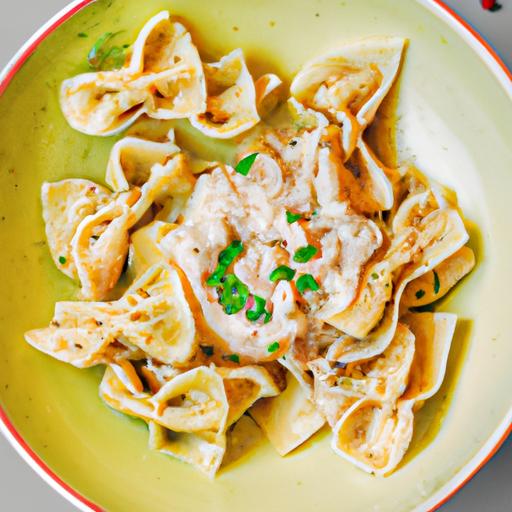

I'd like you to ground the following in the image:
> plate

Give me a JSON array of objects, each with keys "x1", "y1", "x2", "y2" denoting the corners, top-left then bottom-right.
[{"x1": 0, "y1": 1, "x2": 511, "y2": 511}]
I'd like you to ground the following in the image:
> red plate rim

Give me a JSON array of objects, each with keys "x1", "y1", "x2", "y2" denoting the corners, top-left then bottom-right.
[{"x1": 0, "y1": 1, "x2": 510, "y2": 511}]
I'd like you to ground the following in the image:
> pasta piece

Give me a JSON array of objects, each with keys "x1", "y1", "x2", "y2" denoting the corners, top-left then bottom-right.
[
  {"x1": 319, "y1": 259, "x2": 393, "y2": 339},
  {"x1": 223, "y1": 414, "x2": 264, "y2": 467},
  {"x1": 325, "y1": 208, "x2": 468, "y2": 362},
  {"x1": 331, "y1": 313, "x2": 456, "y2": 475},
  {"x1": 24, "y1": 300, "x2": 142, "y2": 368},
  {"x1": 26, "y1": 263, "x2": 197, "y2": 366},
  {"x1": 150, "y1": 366, "x2": 229, "y2": 433},
  {"x1": 250, "y1": 371, "x2": 325, "y2": 456},
  {"x1": 310, "y1": 209, "x2": 384, "y2": 321},
  {"x1": 129, "y1": 153, "x2": 195, "y2": 223},
  {"x1": 309, "y1": 358, "x2": 359, "y2": 428},
  {"x1": 313, "y1": 128, "x2": 394, "y2": 213},
  {"x1": 216, "y1": 365, "x2": 281, "y2": 426},
  {"x1": 290, "y1": 37, "x2": 405, "y2": 159},
  {"x1": 119, "y1": 263, "x2": 197, "y2": 365},
  {"x1": 60, "y1": 11, "x2": 206, "y2": 136},
  {"x1": 279, "y1": 353, "x2": 315, "y2": 398},
  {"x1": 148, "y1": 421, "x2": 225, "y2": 479},
  {"x1": 72, "y1": 196, "x2": 136, "y2": 300},
  {"x1": 41, "y1": 179, "x2": 111, "y2": 278},
  {"x1": 332, "y1": 398, "x2": 415, "y2": 476},
  {"x1": 190, "y1": 49, "x2": 261, "y2": 138},
  {"x1": 401, "y1": 312, "x2": 457, "y2": 402},
  {"x1": 140, "y1": 358, "x2": 182, "y2": 394},
  {"x1": 110, "y1": 359, "x2": 145, "y2": 396},
  {"x1": 391, "y1": 190, "x2": 438, "y2": 234},
  {"x1": 254, "y1": 73, "x2": 283, "y2": 118},
  {"x1": 60, "y1": 71, "x2": 148, "y2": 136},
  {"x1": 127, "y1": 12, "x2": 207, "y2": 119},
  {"x1": 105, "y1": 130, "x2": 180, "y2": 191},
  {"x1": 309, "y1": 323, "x2": 415, "y2": 426},
  {"x1": 401, "y1": 246, "x2": 475, "y2": 307},
  {"x1": 101, "y1": 365, "x2": 229, "y2": 433},
  {"x1": 129, "y1": 220, "x2": 177, "y2": 277}
]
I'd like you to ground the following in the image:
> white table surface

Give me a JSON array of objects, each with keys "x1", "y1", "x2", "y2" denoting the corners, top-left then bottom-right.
[{"x1": 0, "y1": 1, "x2": 510, "y2": 511}]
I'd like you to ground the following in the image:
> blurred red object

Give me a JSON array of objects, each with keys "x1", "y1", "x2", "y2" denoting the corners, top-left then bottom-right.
[{"x1": 481, "y1": 0, "x2": 502, "y2": 10}]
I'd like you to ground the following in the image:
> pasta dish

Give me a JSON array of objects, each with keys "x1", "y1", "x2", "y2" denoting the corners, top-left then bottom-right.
[{"x1": 25, "y1": 11, "x2": 475, "y2": 478}]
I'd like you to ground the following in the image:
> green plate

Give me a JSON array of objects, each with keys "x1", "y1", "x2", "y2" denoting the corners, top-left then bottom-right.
[{"x1": 0, "y1": 1, "x2": 511, "y2": 510}]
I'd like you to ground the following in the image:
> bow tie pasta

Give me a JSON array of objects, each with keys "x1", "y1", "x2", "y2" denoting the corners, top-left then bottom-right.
[
  {"x1": 26, "y1": 12, "x2": 476, "y2": 479},
  {"x1": 291, "y1": 37, "x2": 405, "y2": 160}
]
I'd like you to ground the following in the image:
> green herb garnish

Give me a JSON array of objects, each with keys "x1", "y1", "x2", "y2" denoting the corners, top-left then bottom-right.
[
  {"x1": 200, "y1": 345, "x2": 214, "y2": 357},
  {"x1": 225, "y1": 354, "x2": 240, "y2": 364},
  {"x1": 415, "y1": 289, "x2": 426, "y2": 300},
  {"x1": 264, "y1": 311, "x2": 272, "y2": 324},
  {"x1": 267, "y1": 341, "x2": 280, "y2": 353},
  {"x1": 411, "y1": 303, "x2": 435, "y2": 313},
  {"x1": 219, "y1": 274, "x2": 249, "y2": 315},
  {"x1": 87, "y1": 31, "x2": 127, "y2": 71},
  {"x1": 286, "y1": 210, "x2": 302, "y2": 224},
  {"x1": 235, "y1": 153, "x2": 259, "y2": 176},
  {"x1": 269, "y1": 265, "x2": 296, "y2": 282},
  {"x1": 296, "y1": 274, "x2": 319, "y2": 294},
  {"x1": 78, "y1": 32, "x2": 88, "y2": 38},
  {"x1": 433, "y1": 271, "x2": 440, "y2": 295},
  {"x1": 246, "y1": 295, "x2": 267, "y2": 322},
  {"x1": 371, "y1": 272, "x2": 379, "y2": 280},
  {"x1": 58, "y1": 256, "x2": 67, "y2": 264},
  {"x1": 206, "y1": 240, "x2": 244, "y2": 286},
  {"x1": 293, "y1": 245, "x2": 318, "y2": 263}
]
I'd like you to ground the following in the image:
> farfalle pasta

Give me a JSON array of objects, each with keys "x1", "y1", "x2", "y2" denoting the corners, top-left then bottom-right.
[{"x1": 26, "y1": 11, "x2": 475, "y2": 478}]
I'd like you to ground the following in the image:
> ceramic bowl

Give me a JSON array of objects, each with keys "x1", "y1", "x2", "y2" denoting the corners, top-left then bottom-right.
[{"x1": 0, "y1": 1, "x2": 511, "y2": 510}]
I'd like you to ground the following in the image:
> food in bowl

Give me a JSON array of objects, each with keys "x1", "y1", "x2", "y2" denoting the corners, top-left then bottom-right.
[{"x1": 24, "y1": 10, "x2": 475, "y2": 478}]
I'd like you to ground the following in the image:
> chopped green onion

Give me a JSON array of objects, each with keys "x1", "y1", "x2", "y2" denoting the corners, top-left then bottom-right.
[
  {"x1": 200, "y1": 345, "x2": 214, "y2": 357},
  {"x1": 264, "y1": 311, "x2": 272, "y2": 324},
  {"x1": 78, "y1": 32, "x2": 88, "y2": 38},
  {"x1": 206, "y1": 267, "x2": 225, "y2": 287},
  {"x1": 235, "y1": 153, "x2": 259, "y2": 176},
  {"x1": 267, "y1": 341, "x2": 280, "y2": 353},
  {"x1": 293, "y1": 245, "x2": 318, "y2": 263},
  {"x1": 225, "y1": 354, "x2": 240, "y2": 364},
  {"x1": 219, "y1": 274, "x2": 249, "y2": 315},
  {"x1": 415, "y1": 289, "x2": 426, "y2": 300},
  {"x1": 371, "y1": 272, "x2": 379, "y2": 280},
  {"x1": 219, "y1": 240, "x2": 243, "y2": 266},
  {"x1": 246, "y1": 295, "x2": 267, "y2": 322},
  {"x1": 206, "y1": 240, "x2": 244, "y2": 286},
  {"x1": 411, "y1": 303, "x2": 435, "y2": 313},
  {"x1": 87, "y1": 31, "x2": 126, "y2": 71},
  {"x1": 296, "y1": 274, "x2": 319, "y2": 294},
  {"x1": 58, "y1": 256, "x2": 67, "y2": 264},
  {"x1": 433, "y1": 271, "x2": 440, "y2": 294},
  {"x1": 269, "y1": 265, "x2": 296, "y2": 282},
  {"x1": 101, "y1": 45, "x2": 127, "y2": 70},
  {"x1": 286, "y1": 210, "x2": 302, "y2": 224}
]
